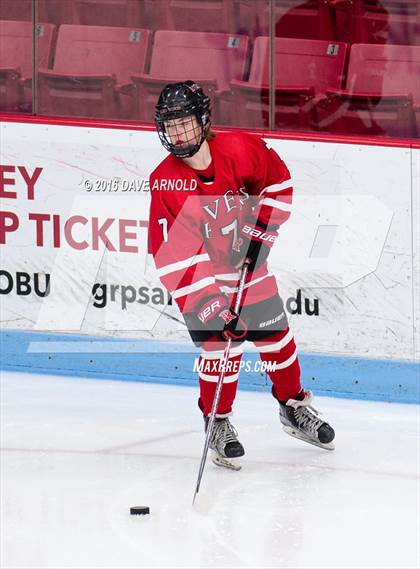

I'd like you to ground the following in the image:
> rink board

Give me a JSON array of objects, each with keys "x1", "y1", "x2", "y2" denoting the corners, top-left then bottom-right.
[
  {"x1": 1, "y1": 330, "x2": 418, "y2": 403},
  {"x1": 0, "y1": 119, "x2": 419, "y2": 402}
]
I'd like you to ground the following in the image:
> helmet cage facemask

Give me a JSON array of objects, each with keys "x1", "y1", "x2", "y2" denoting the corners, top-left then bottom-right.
[{"x1": 156, "y1": 110, "x2": 210, "y2": 158}]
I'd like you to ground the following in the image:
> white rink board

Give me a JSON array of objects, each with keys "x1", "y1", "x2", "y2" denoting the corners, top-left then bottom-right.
[{"x1": 0, "y1": 121, "x2": 418, "y2": 361}]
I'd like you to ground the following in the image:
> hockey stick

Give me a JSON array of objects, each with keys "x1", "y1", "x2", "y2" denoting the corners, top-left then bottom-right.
[{"x1": 192, "y1": 261, "x2": 249, "y2": 505}]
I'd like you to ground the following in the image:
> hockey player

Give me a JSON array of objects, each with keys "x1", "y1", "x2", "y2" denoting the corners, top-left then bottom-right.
[{"x1": 148, "y1": 81, "x2": 335, "y2": 469}]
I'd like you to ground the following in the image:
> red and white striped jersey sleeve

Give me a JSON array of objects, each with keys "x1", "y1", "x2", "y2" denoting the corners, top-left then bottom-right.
[
  {"x1": 148, "y1": 180, "x2": 221, "y2": 314},
  {"x1": 244, "y1": 136, "x2": 293, "y2": 229}
]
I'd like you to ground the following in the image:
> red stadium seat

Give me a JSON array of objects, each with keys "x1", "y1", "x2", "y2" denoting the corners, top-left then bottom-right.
[
  {"x1": 353, "y1": 10, "x2": 420, "y2": 44},
  {"x1": 323, "y1": 43, "x2": 420, "y2": 137},
  {"x1": 37, "y1": 25, "x2": 151, "y2": 119},
  {"x1": 37, "y1": 0, "x2": 75, "y2": 24},
  {"x1": 230, "y1": 36, "x2": 348, "y2": 130},
  {"x1": 0, "y1": 20, "x2": 55, "y2": 112},
  {"x1": 0, "y1": 0, "x2": 32, "y2": 21},
  {"x1": 37, "y1": 0, "x2": 146, "y2": 27},
  {"x1": 144, "y1": 0, "x2": 236, "y2": 33},
  {"x1": 275, "y1": 2, "x2": 334, "y2": 40},
  {"x1": 334, "y1": 0, "x2": 420, "y2": 44},
  {"x1": 236, "y1": 0, "x2": 335, "y2": 40},
  {"x1": 131, "y1": 30, "x2": 249, "y2": 123},
  {"x1": 362, "y1": 0, "x2": 419, "y2": 16},
  {"x1": 72, "y1": 0, "x2": 145, "y2": 27}
]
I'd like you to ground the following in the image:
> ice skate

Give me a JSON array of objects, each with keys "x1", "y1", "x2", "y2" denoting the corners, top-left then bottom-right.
[
  {"x1": 278, "y1": 390, "x2": 335, "y2": 451},
  {"x1": 204, "y1": 415, "x2": 245, "y2": 470}
]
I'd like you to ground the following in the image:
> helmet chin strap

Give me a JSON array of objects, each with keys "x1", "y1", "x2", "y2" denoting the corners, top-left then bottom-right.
[
  {"x1": 173, "y1": 138, "x2": 203, "y2": 158},
  {"x1": 158, "y1": 131, "x2": 204, "y2": 158}
]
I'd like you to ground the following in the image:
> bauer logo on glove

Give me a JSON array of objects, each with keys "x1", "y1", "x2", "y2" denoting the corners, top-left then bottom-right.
[
  {"x1": 231, "y1": 218, "x2": 278, "y2": 271},
  {"x1": 242, "y1": 225, "x2": 277, "y2": 243}
]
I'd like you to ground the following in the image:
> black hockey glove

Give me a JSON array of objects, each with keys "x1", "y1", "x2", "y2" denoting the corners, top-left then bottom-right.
[
  {"x1": 231, "y1": 218, "x2": 278, "y2": 271},
  {"x1": 196, "y1": 295, "x2": 247, "y2": 342}
]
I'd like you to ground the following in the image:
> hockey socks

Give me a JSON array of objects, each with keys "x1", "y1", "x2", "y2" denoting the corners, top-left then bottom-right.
[{"x1": 257, "y1": 328, "x2": 302, "y2": 401}]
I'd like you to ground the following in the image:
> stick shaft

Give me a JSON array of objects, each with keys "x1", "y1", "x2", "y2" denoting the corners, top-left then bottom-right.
[{"x1": 193, "y1": 263, "x2": 249, "y2": 503}]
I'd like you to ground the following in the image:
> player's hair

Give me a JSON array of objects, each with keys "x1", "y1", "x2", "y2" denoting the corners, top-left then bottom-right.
[{"x1": 206, "y1": 130, "x2": 216, "y2": 141}]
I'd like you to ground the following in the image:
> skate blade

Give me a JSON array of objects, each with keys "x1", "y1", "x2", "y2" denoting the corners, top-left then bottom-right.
[
  {"x1": 282, "y1": 426, "x2": 335, "y2": 451},
  {"x1": 211, "y1": 451, "x2": 242, "y2": 471}
]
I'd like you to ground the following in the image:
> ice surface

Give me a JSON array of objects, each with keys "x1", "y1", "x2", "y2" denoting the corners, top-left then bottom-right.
[{"x1": 1, "y1": 371, "x2": 419, "y2": 569}]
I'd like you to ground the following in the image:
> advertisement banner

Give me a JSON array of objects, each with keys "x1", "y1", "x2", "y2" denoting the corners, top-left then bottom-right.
[{"x1": 1, "y1": 121, "x2": 418, "y2": 361}]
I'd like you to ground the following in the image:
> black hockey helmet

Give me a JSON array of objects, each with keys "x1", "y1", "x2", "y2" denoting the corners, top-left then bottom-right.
[{"x1": 154, "y1": 81, "x2": 211, "y2": 158}]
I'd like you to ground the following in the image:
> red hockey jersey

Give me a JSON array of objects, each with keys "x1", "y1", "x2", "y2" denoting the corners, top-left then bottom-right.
[{"x1": 148, "y1": 132, "x2": 293, "y2": 314}]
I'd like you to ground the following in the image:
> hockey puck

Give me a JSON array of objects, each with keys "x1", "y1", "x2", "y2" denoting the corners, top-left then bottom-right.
[{"x1": 130, "y1": 506, "x2": 150, "y2": 516}]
